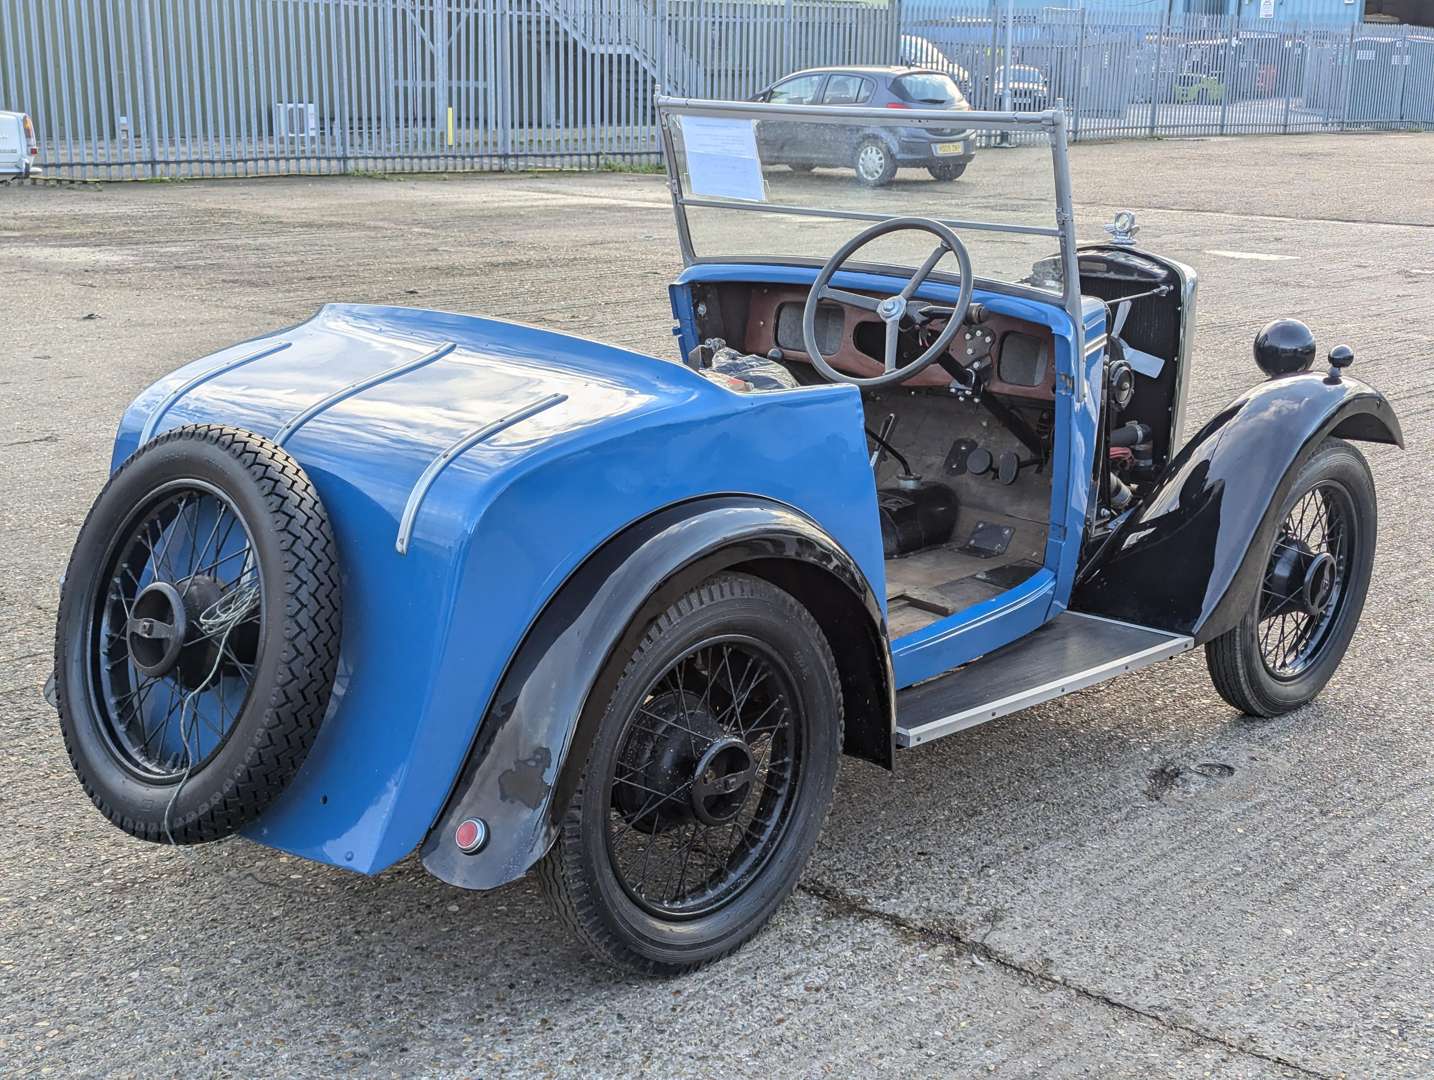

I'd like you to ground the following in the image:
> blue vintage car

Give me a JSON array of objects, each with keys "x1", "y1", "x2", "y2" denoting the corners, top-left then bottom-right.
[{"x1": 51, "y1": 100, "x2": 1401, "y2": 974}]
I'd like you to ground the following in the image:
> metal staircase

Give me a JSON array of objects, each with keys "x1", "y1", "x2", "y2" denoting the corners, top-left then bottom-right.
[{"x1": 531, "y1": 0, "x2": 706, "y2": 96}]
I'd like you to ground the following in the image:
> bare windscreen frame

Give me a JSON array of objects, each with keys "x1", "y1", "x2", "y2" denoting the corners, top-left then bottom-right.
[{"x1": 655, "y1": 96, "x2": 1082, "y2": 320}]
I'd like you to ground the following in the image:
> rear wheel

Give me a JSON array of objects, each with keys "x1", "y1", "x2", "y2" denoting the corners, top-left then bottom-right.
[
  {"x1": 538, "y1": 572, "x2": 842, "y2": 974},
  {"x1": 927, "y1": 161, "x2": 967, "y2": 182},
  {"x1": 853, "y1": 138, "x2": 896, "y2": 187},
  {"x1": 1205, "y1": 439, "x2": 1375, "y2": 717}
]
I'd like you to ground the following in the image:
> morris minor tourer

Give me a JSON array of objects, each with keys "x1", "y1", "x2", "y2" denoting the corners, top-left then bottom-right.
[{"x1": 50, "y1": 99, "x2": 1401, "y2": 974}]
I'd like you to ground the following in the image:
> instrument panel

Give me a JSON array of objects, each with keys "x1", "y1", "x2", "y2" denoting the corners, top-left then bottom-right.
[{"x1": 740, "y1": 284, "x2": 1056, "y2": 399}]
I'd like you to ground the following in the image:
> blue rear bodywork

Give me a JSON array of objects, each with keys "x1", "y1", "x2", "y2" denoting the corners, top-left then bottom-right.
[{"x1": 116, "y1": 302, "x2": 889, "y2": 874}]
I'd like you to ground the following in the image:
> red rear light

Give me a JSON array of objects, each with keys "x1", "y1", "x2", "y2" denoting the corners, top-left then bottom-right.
[
  {"x1": 885, "y1": 102, "x2": 912, "y2": 109},
  {"x1": 22, "y1": 115, "x2": 36, "y2": 153},
  {"x1": 454, "y1": 817, "x2": 488, "y2": 854}
]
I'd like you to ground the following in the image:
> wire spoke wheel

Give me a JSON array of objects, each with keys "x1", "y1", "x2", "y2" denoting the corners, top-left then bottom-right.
[
  {"x1": 1205, "y1": 439, "x2": 1377, "y2": 719},
  {"x1": 539, "y1": 572, "x2": 842, "y2": 973},
  {"x1": 56, "y1": 425, "x2": 342, "y2": 844},
  {"x1": 92, "y1": 480, "x2": 263, "y2": 781},
  {"x1": 603, "y1": 636, "x2": 802, "y2": 918},
  {"x1": 1255, "y1": 480, "x2": 1355, "y2": 681}
]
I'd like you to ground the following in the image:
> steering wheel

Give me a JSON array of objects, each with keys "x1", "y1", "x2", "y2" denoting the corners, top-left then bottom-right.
[{"x1": 802, "y1": 216, "x2": 974, "y2": 389}]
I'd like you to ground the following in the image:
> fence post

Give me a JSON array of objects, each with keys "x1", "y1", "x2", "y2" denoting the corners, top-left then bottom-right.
[
  {"x1": 138, "y1": 0, "x2": 162, "y2": 179},
  {"x1": 1148, "y1": 8, "x2": 1166, "y2": 138},
  {"x1": 1396, "y1": 25, "x2": 1411, "y2": 128},
  {"x1": 658, "y1": 0, "x2": 669, "y2": 93},
  {"x1": 1000, "y1": 0, "x2": 1014, "y2": 115},
  {"x1": 497, "y1": 0, "x2": 512, "y2": 163},
  {"x1": 1072, "y1": 7, "x2": 1086, "y2": 142},
  {"x1": 1340, "y1": 21, "x2": 1356, "y2": 130},
  {"x1": 986, "y1": 0, "x2": 999, "y2": 111},
  {"x1": 1281, "y1": 22, "x2": 1295, "y2": 134},
  {"x1": 337, "y1": 0, "x2": 350, "y2": 172},
  {"x1": 1217, "y1": 15, "x2": 1233, "y2": 136},
  {"x1": 784, "y1": 0, "x2": 794, "y2": 74}
]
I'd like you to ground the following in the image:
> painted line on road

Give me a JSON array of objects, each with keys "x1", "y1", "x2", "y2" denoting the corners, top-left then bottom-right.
[
  {"x1": 1205, "y1": 249, "x2": 1299, "y2": 261},
  {"x1": 1080, "y1": 200, "x2": 1434, "y2": 232}
]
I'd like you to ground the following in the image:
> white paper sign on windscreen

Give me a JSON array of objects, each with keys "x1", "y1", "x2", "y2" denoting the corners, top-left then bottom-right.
[{"x1": 681, "y1": 116, "x2": 766, "y2": 204}]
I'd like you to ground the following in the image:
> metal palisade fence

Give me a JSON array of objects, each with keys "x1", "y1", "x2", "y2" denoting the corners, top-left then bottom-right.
[
  {"x1": 1, "y1": 0, "x2": 1430, "y2": 181},
  {"x1": 901, "y1": 3, "x2": 1434, "y2": 141}
]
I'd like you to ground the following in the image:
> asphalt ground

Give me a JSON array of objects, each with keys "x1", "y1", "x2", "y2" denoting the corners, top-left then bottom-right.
[{"x1": 1, "y1": 131, "x2": 1432, "y2": 1079}]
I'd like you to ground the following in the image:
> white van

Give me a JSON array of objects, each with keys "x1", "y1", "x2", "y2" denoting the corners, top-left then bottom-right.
[{"x1": 0, "y1": 111, "x2": 40, "y2": 179}]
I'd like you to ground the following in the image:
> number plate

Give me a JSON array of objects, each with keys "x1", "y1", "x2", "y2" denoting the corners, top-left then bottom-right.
[{"x1": 934, "y1": 142, "x2": 965, "y2": 156}]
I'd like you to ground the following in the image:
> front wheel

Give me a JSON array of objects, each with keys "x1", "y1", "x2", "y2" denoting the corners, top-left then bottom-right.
[
  {"x1": 1205, "y1": 438, "x2": 1376, "y2": 717},
  {"x1": 538, "y1": 572, "x2": 842, "y2": 974}
]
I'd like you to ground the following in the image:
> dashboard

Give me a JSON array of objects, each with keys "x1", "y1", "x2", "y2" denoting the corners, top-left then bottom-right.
[{"x1": 737, "y1": 284, "x2": 1056, "y2": 400}]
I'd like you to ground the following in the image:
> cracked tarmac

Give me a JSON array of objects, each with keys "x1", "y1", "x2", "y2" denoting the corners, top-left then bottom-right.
[{"x1": 2, "y1": 131, "x2": 1433, "y2": 1078}]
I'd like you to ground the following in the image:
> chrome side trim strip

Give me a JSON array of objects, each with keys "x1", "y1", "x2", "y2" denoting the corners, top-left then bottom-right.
[
  {"x1": 274, "y1": 340, "x2": 457, "y2": 446},
  {"x1": 394, "y1": 393, "x2": 567, "y2": 555},
  {"x1": 895, "y1": 621, "x2": 1193, "y2": 749},
  {"x1": 1084, "y1": 334, "x2": 1107, "y2": 357},
  {"x1": 140, "y1": 340, "x2": 292, "y2": 442}
]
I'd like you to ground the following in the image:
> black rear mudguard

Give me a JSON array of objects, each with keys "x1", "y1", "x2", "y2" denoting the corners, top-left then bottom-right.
[
  {"x1": 421, "y1": 496, "x2": 892, "y2": 892},
  {"x1": 1073, "y1": 371, "x2": 1402, "y2": 641}
]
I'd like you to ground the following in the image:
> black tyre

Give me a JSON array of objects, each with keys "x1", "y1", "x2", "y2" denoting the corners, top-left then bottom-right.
[
  {"x1": 538, "y1": 572, "x2": 842, "y2": 974},
  {"x1": 55, "y1": 424, "x2": 342, "y2": 844},
  {"x1": 927, "y1": 161, "x2": 968, "y2": 182},
  {"x1": 1205, "y1": 438, "x2": 1375, "y2": 717},
  {"x1": 853, "y1": 137, "x2": 897, "y2": 187},
  {"x1": 788, "y1": 162, "x2": 816, "y2": 173}
]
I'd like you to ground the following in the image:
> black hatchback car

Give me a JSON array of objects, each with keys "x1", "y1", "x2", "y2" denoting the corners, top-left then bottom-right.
[{"x1": 752, "y1": 66, "x2": 977, "y2": 187}]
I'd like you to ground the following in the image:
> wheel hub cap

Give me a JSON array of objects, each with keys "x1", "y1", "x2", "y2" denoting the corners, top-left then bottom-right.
[
  {"x1": 690, "y1": 737, "x2": 758, "y2": 826},
  {"x1": 126, "y1": 575, "x2": 227, "y2": 686},
  {"x1": 127, "y1": 582, "x2": 187, "y2": 678},
  {"x1": 1302, "y1": 552, "x2": 1337, "y2": 613},
  {"x1": 1265, "y1": 537, "x2": 1338, "y2": 619}
]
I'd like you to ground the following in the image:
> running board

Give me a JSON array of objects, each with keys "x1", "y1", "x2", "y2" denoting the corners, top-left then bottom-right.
[{"x1": 895, "y1": 611, "x2": 1193, "y2": 749}]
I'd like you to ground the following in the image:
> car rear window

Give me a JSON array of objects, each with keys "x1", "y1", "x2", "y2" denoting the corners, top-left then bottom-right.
[{"x1": 892, "y1": 73, "x2": 961, "y2": 106}]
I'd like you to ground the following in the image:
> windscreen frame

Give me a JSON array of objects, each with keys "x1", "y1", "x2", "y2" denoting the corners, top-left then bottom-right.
[{"x1": 655, "y1": 95, "x2": 1084, "y2": 371}]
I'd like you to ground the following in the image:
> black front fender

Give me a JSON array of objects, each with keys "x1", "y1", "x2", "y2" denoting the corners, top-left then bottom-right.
[
  {"x1": 421, "y1": 496, "x2": 891, "y2": 891},
  {"x1": 1073, "y1": 371, "x2": 1401, "y2": 641}
]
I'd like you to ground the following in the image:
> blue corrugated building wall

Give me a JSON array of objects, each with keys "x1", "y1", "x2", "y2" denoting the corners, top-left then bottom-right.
[
  {"x1": 1212, "y1": 0, "x2": 1366, "y2": 25},
  {"x1": 1004, "y1": 0, "x2": 1369, "y2": 24}
]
